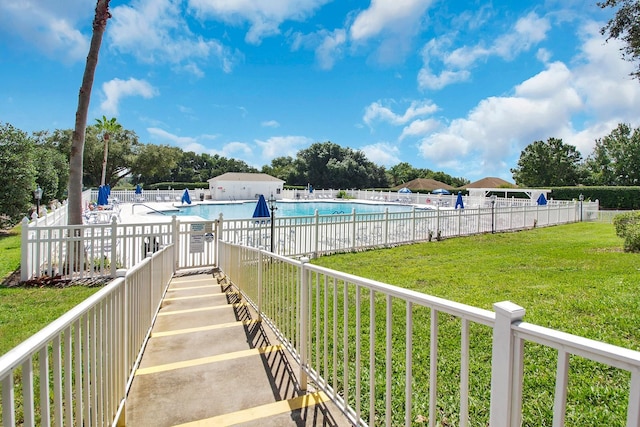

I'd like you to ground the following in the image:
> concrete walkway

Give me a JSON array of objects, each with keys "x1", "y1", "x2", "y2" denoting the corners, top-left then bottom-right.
[{"x1": 124, "y1": 272, "x2": 354, "y2": 426}]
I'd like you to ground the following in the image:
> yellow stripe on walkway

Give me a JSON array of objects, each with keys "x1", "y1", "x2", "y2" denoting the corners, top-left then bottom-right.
[
  {"x1": 152, "y1": 320, "x2": 259, "y2": 337},
  {"x1": 174, "y1": 392, "x2": 330, "y2": 426},
  {"x1": 157, "y1": 303, "x2": 245, "y2": 316},
  {"x1": 167, "y1": 284, "x2": 217, "y2": 291},
  {"x1": 135, "y1": 345, "x2": 282, "y2": 376},
  {"x1": 163, "y1": 293, "x2": 228, "y2": 302},
  {"x1": 170, "y1": 277, "x2": 214, "y2": 284}
]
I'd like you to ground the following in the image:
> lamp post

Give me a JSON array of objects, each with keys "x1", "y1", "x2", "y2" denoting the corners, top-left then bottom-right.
[
  {"x1": 490, "y1": 195, "x2": 497, "y2": 234},
  {"x1": 267, "y1": 193, "x2": 277, "y2": 253},
  {"x1": 34, "y1": 186, "x2": 42, "y2": 218},
  {"x1": 579, "y1": 194, "x2": 584, "y2": 222}
]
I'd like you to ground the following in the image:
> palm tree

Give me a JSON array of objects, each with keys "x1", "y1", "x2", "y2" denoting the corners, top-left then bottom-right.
[
  {"x1": 95, "y1": 115, "x2": 122, "y2": 187},
  {"x1": 65, "y1": 0, "x2": 111, "y2": 273},
  {"x1": 68, "y1": 0, "x2": 112, "y2": 227}
]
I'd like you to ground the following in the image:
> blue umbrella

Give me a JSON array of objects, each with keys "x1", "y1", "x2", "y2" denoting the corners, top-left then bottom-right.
[
  {"x1": 105, "y1": 184, "x2": 111, "y2": 196},
  {"x1": 432, "y1": 188, "x2": 451, "y2": 195},
  {"x1": 97, "y1": 186, "x2": 109, "y2": 206},
  {"x1": 181, "y1": 189, "x2": 192, "y2": 204},
  {"x1": 252, "y1": 194, "x2": 270, "y2": 218},
  {"x1": 455, "y1": 192, "x2": 464, "y2": 209},
  {"x1": 135, "y1": 184, "x2": 142, "y2": 194},
  {"x1": 536, "y1": 193, "x2": 547, "y2": 205},
  {"x1": 398, "y1": 187, "x2": 412, "y2": 194}
]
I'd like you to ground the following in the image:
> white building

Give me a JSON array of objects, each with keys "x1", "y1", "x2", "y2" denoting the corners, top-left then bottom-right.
[{"x1": 207, "y1": 172, "x2": 285, "y2": 201}]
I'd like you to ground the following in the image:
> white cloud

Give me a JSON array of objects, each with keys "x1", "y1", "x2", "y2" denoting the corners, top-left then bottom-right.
[
  {"x1": 101, "y1": 78, "x2": 159, "y2": 115},
  {"x1": 361, "y1": 142, "x2": 401, "y2": 166},
  {"x1": 255, "y1": 136, "x2": 313, "y2": 160},
  {"x1": 187, "y1": 0, "x2": 332, "y2": 44},
  {"x1": 147, "y1": 127, "x2": 252, "y2": 157},
  {"x1": 364, "y1": 100, "x2": 438, "y2": 127},
  {"x1": 349, "y1": 0, "x2": 434, "y2": 64},
  {"x1": 109, "y1": 0, "x2": 241, "y2": 74},
  {"x1": 261, "y1": 120, "x2": 281, "y2": 128},
  {"x1": 418, "y1": 12, "x2": 550, "y2": 90},
  {"x1": 349, "y1": 0, "x2": 432, "y2": 42},
  {"x1": 399, "y1": 118, "x2": 441, "y2": 140},
  {"x1": 0, "y1": 0, "x2": 90, "y2": 62},
  {"x1": 148, "y1": 127, "x2": 203, "y2": 151},
  {"x1": 416, "y1": 24, "x2": 640, "y2": 178},
  {"x1": 316, "y1": 29, "x2": 347, "y2": 70}
]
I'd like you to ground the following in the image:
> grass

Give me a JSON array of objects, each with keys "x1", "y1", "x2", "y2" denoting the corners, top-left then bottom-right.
[
  {"x1": 309, "y1": 222, "x2": 640, "y2": 426},
  {"x1": 312, "y1": 221, "x2": 640, "y2": 349},
  {"x1": 0, "y1": 225, "x2": 98, "y2": 356}
]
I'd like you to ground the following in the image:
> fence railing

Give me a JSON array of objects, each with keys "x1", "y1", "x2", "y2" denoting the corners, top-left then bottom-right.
[
  {"x1": 0, "y1": 245, "x2": 174, "y2": 426},
  {"x1": 22, "y1": 196, "x2": 598, "y2": 282},
  {"x1": 218, "y1": 241, "x2": 640, "y2": 427},
  {"x1": 21, "y1": 216, "x2": 217, "y2": 282},
  {"x1": 220, "y1": 201, "x2": 597, "y2": 258}
]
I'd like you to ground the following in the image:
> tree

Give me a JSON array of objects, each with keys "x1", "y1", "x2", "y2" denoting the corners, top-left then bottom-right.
[
  {"x1": 68, "y1": 0, "x2": 111, "y2": 226},
  {"x1": 95, "y1": 116, "x2": 122, "y2": 186},
  {"x1": 295, "y1": 141, "x2": 386, "y2": 189},
  {"x1": 585, "y1": 123, "x2": 640, "y2": 185},
  {"x1": 511, "y1": 138, "x2": 584, "y2": 187},
  {"x1": 599, "y1": 0, "x2": 640, "y2": 80},
  {"x1": 0, "y1": 123, "x2": 36, "y2": 225}
]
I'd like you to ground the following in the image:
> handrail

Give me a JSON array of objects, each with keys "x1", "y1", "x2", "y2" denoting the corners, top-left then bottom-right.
[{"x1": 131, "y1": 202, "x2": 170, "y2": 215}]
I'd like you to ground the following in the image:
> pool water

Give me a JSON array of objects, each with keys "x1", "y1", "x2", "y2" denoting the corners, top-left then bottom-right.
[{"x1": 171, "y1": 200, "x2": 414, "y2": 220}]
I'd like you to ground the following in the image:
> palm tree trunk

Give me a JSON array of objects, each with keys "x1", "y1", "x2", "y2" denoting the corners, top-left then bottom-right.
[
  {"x1": 68, "y1": 0, "x2": 111, "y2": 226},
  {"x1": 66, "y1": 0, "x2": 111, "y2": 273}
]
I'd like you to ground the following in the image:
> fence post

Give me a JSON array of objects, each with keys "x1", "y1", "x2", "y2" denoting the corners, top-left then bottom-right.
[
  {"x1": 21, "y1": 217, "x2": 30, "y2": 281},
  {"x1": 489, "y1": 301, "x2": 526, "y2": 427},
  {"x1": 111, "y1": 217, "x2": 118, "y2": 277},
  {"x1": 351, "y1": 209, "x2": 357, "y2": 251},
  {"x1": 172, "y1": 216, "x2": 179, "y2": 271},
  {"x1": 383, "y1": 208, "x2": 389, "y2": 246},
  {"x1": 216, "y1": 214, "x2": 223, "y2": 267},
  {"x1": 314, "y1": 210, "x2": 319, "y2": 257},
  {"x1": 299, "y1": 257, "x2": 310, "y2": 392},
  {"x1": 257, "y1": 250, "x2": 263, "y2": 321}
]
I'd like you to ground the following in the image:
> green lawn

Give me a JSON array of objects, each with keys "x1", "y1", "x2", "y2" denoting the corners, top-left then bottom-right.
[
  {"x1": 0, "y1": 226, "x2": 98, "y2": 356},
  {"x1": 312, "y1": 221, "x2": 639, "y2": 350},
  {"x1": 310, "y1": 222, "x2": 640, "y2": 426}
]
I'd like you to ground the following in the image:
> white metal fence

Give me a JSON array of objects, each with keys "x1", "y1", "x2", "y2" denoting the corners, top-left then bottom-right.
[
  {"x1": 218, "y1": 241, "x2": 640, "y2": 427},
  {"x1": 0, "y1": 245, "x2": 174, "y2": 426},
  {"x1": 22, "y1": 197, "x2": 598, "y2": 282},
  {"x1": 21, "y1": 216, "x2": 217, "y2": 282},
  {"x1": 220, "y1": 200, "x2": 598, "y2": 258}
]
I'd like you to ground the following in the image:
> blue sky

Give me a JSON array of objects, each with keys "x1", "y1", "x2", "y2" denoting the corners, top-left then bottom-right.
[{"x1": 2, "y1": 0, "x2": 640, "y2": 183}]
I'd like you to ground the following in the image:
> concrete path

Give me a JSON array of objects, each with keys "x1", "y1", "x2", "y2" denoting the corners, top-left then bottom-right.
[{"x1": 124, "y1": 272, "x2": 354, "y2": 426}]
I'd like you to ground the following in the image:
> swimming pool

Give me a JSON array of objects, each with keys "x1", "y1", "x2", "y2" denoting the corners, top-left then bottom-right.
[{"x1": 171, "y1": 200, "x2": 414, "y2": 220}]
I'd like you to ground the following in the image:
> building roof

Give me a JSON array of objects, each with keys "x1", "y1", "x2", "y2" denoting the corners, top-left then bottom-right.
[
  {"x1": 392, "y1": 178, "x2": 454, "y2": 191},
  {"x1": 208, "y1": 172, "x2": 284, "y2": 183},
  {"x1": 463, "y1": 177, "x2": 515, "y2": 189}
]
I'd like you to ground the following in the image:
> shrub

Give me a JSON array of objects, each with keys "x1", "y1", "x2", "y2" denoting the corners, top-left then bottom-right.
[{"x1": 613, "y1": 211, "x2": 640, "y2": 252}]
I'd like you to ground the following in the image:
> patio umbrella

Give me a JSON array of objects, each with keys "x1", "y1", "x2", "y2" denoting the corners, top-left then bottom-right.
[
  {"x1": 105, "y1": 184, "x2": 111, "y2": 196},
  {"x1": 181, "y1": 189, "x2": 192, "y2": 205},
  {"x1": 398, "y1": 187, "x2": 412, "y2": 194},
  {"x1": 432, "y1": 188, "x2": 451, "y2": 195},
  {"x1": 455, "y1": 192, "x2": 464, "y2": 209},
  {"x1": 536, "y1": 193, "x2": 547, "y2": 205},
  {"x1": 252, "y1": 194, "x2": 270, "y2": 219},
  {"x1": 135, "y1": 184, "x2": 142, "y2": 195},
  {"x1": 97, "y1": 185, "x2": 109, "y2": 206}
]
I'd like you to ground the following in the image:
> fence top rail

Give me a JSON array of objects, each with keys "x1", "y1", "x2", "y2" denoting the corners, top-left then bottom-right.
[
  {"x1": 0, "y1": 276, "x2": 126, "y2": 378},
  {"x1": 304, "y1": 261, "x2": 496, "y2": 326},
  {"x1": 513, "y1": 321, "x2": 640, "y2": 371},
  {"x1": 236, "y1": 243, "x2": 495, "y2": 326}
]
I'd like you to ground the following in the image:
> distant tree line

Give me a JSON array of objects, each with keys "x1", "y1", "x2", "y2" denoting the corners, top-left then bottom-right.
[
  {"x1": 511, "y1": 123, "x2": 640, "y2": 187},
  {"x1": 0, "y1": 121, "x2": 467, "y2": 226}
]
